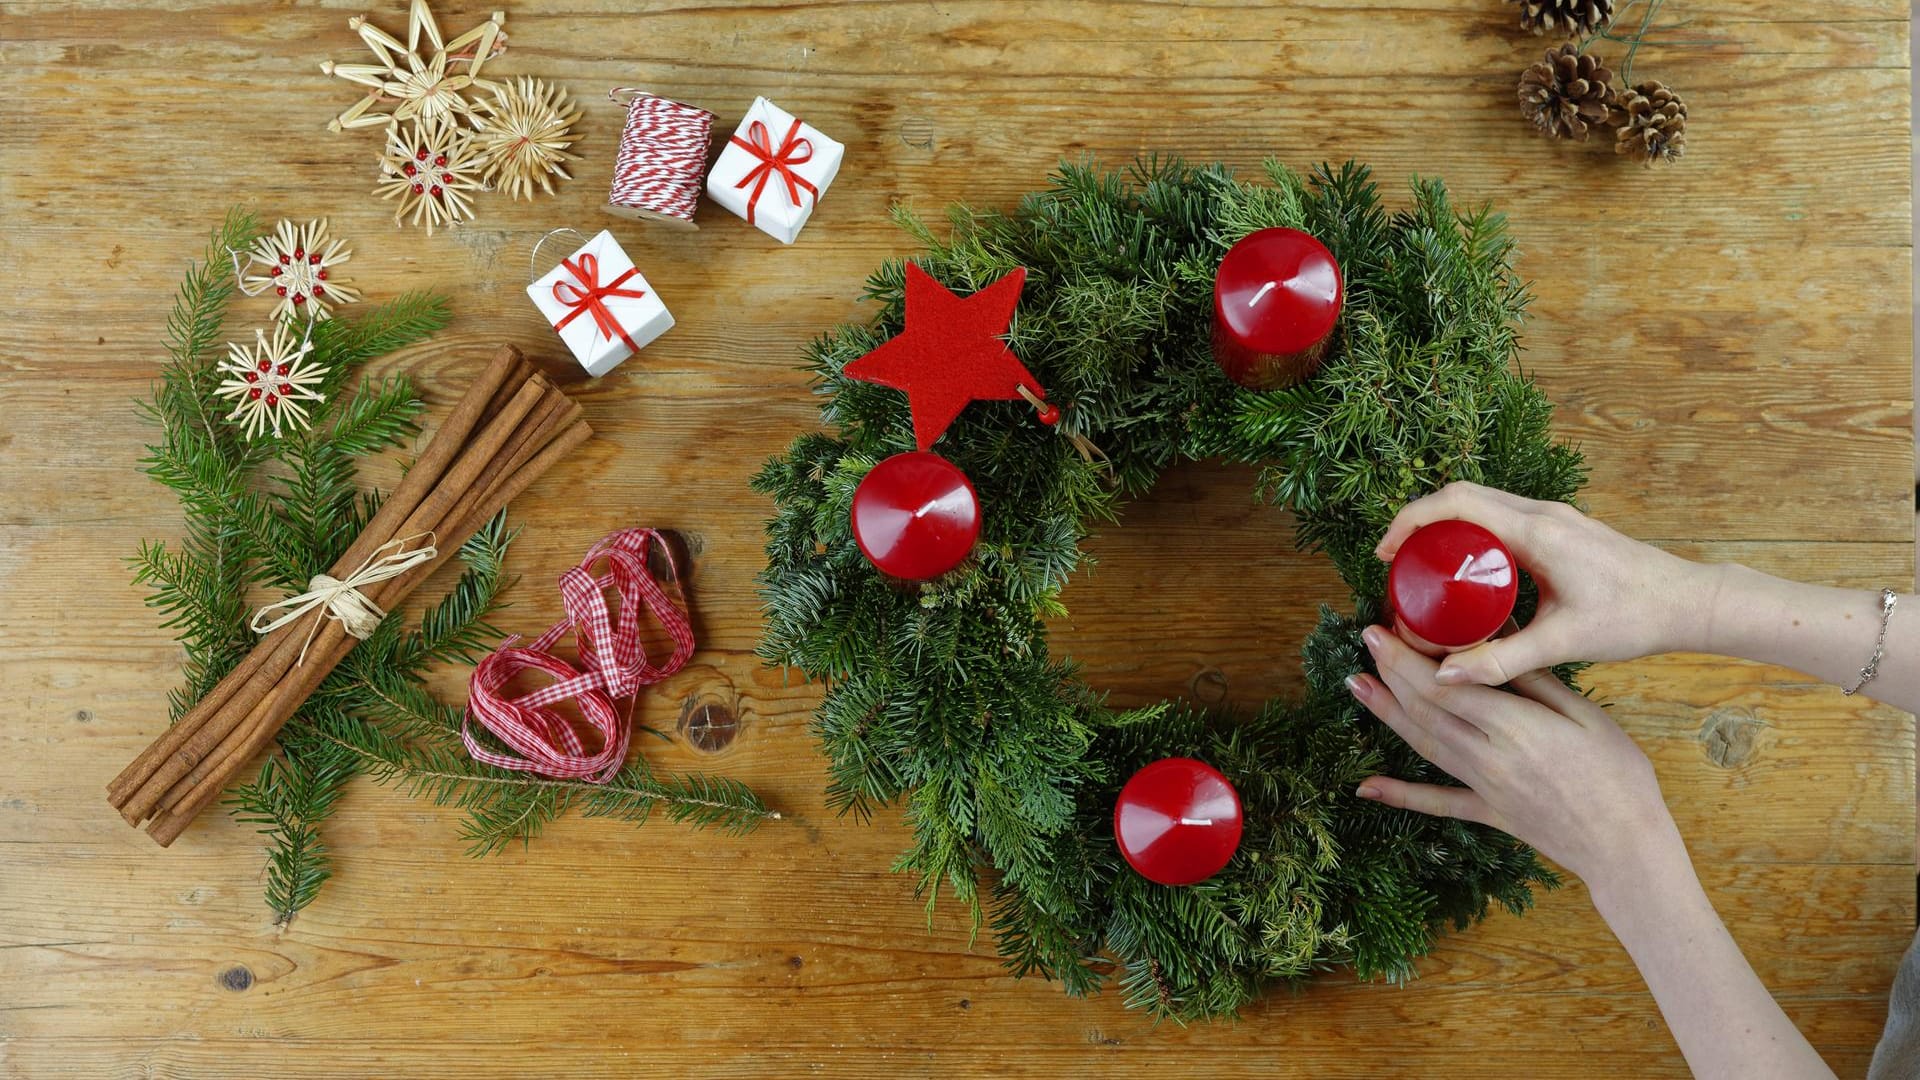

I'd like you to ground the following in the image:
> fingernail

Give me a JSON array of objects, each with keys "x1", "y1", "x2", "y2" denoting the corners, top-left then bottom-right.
[
  {"x1": 1361, "y1": 626, "x2": 1384, "y2": 651},
  {"x1": 1345, "y1": 674, "x2": 1367, "y2": 699},
  {"x1": 1435, "y1": 664, "x2": 1465, "y2": 685},
  {"x1": 1356, "y1": 784, "x2": 1382, "y2": 800}
]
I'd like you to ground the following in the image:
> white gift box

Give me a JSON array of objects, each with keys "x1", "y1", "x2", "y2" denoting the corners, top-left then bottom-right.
[
  {"x1": 526, "y1": 230, "x2": 673, "y2": 377},
  {"x1": 705, "y1": 97, "x2": 844, "y2": 244}
]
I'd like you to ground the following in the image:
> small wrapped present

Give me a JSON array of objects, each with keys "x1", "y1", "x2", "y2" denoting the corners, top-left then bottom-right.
[
  {"x1": 526, "y1": 229, "x2": 673, "y2": 377},
  {"x1": 705, "y1": 97, "x2": 844, "y2": 244}
]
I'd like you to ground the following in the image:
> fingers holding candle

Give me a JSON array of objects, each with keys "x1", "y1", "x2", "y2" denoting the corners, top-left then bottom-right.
[
  {"x1": 1386, "y1": 519, "x2": 1518, "y2": 656},
  {"x1": 1376, "y1": 480, "x2": 1719, "y2": 681}
]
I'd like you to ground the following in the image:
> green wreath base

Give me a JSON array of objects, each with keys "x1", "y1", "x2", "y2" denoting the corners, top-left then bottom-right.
[{"x1": 754, "y1": 159, "x2": 1587, "y2": 1021}]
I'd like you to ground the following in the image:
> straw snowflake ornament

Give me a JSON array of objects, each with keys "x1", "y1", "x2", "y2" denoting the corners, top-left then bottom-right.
[
  {"x1": 472, "y1": 77, "x2": 581, "y2": 201},
  {"x1": 321, "y1": 0, "x2": 507, "y2": 132},
  {"x1": 377, "y1": 115, "x2": 485, "y2": 234},
  {"x1": 239, "y1": 219, "x2": 360, "y2": 322},
  {"x1": 213, "y1": 323, "x2": 329, "y2": 439}
]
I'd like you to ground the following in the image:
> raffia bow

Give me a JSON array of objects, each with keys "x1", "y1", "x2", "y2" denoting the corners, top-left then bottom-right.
[{"x1": 250, "y1": 533, "x2": 439, "y2": 663}]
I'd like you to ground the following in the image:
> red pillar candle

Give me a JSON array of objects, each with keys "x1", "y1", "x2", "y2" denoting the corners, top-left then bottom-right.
[
  {"x1": 851, "y1": 451, "x2": 981, "y2": 581},
  {"x1": 1386, "y1": 519, "x2": 1518, "y2": 655},
  {"x1": 1211, "y1": 227, "x2": 1343, "y2": 390},
  {"x1": 1114, "y1": 757, "x2": 1244, "y2": 886}
]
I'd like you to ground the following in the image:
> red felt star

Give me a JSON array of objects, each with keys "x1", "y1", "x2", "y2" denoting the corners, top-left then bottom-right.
[{"x1": 843, "y1": 263, "x2": 1046, "y2": 451}]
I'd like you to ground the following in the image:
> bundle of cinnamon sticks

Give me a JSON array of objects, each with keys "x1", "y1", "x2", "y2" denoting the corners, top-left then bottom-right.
[{"x1": 109, "y1": 345, "x2": 590, "y2": 846}]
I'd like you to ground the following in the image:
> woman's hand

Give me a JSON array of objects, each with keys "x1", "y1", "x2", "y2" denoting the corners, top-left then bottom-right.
[
  {"x1": 1347, "y1": 623, "x2": 1684, "y2": 888},
  {"x1": 1348, "y1": 625, "x2": 1838, "y2": 1079},
  {"x1": 1376, "y1": 481, "x2": 1716, "y2": 686}
]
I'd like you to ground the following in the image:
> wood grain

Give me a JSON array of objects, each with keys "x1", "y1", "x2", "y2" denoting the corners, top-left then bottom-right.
[{"x1": 0, "y1": 1, "x2": 1910, "y2": 1076}]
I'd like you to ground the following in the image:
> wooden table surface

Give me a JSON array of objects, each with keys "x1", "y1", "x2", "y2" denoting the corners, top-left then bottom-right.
[{"x1": 1, "y1": 1, "x2": 1913, "y2": 1076}]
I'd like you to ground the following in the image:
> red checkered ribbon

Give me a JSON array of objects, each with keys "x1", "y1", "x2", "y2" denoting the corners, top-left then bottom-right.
[
  {"x1": 551, "y1": 252, "x2": 647, "y2": 352},
  {"x1": 730, "y1": 117, "x2": 818, "y2": 226},
  {"x1": 463, "y1": 529, "x2": 694, "y2": 782}
]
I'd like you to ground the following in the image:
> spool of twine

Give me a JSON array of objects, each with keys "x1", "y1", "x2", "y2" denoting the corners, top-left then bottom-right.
[{"x1": 604, "y1": 89, "x2": 716, "y2": 229}]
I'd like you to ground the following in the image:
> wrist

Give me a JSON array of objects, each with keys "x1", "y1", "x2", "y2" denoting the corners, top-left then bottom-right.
[
  {"x1": 1678, "y1": 559, "x2": 1741, "y2": 657},
  {"x1": 1583, "y1": 821, "x2": 1698, "y2": 927}
]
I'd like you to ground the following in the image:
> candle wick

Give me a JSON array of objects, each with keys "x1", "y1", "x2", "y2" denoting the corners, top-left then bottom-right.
[
  {"x1": 1452, "y1": 553, "x2": 1476, "y2": 582},
  {"x1": 1245, "y1": 280, "x2": 1278, "y2": 308},
  {"x1": 1178, "y1": 817, "x2": 1214, "y2": 826}
]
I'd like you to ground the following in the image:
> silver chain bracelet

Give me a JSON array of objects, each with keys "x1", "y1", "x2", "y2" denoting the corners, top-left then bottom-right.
[{"x1": 1843, "y1": 588, "x2": 1898, "y2": 696}]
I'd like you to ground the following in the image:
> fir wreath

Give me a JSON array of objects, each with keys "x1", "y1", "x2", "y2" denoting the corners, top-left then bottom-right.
[{"x1": 754, "y1": 159, "x2": 1588, "y2": 1020}]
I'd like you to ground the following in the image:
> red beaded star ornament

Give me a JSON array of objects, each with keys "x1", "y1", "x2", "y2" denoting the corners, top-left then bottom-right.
[
  {"x1": 212, "y1": 323, "x2": 330, "y2": 440},
  {"x1": 376, "y1": 114, "x2": 484, "y2": 235},
  {"x1": 238, "y1": 219, "x2": 361, "y2": 323}
]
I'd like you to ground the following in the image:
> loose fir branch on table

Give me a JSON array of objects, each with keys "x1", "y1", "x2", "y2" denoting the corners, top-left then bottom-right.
[
  {"x1": 755, "y1": 159, "x2": 1588, "y2": 1021},
  {"x1": 135, "y1": 210, "x2": 774, "y2": 923}
]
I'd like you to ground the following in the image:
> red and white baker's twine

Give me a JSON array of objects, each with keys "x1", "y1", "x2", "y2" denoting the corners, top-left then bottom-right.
[
  {"x1": 464, "y1": 529, "x2": 694, "y2": 782},
  {"x1": 607, "y1": 89, "x2": 715, "y2": 225}
]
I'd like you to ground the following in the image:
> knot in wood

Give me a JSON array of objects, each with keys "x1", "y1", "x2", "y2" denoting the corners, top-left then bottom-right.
[
  {"x1": 1698, "y1": 708, "x2": 1766, "y2": 769},
  {"x1": 218, "y1": 965, "x2": 254, "y2": 992},
  {"x1": 679, "y1": 699, "x2": 740, "y2": 753}
]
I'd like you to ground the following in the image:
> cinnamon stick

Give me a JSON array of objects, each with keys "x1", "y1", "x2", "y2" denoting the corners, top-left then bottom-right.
[
  {"x1": 149, "y1": 413, "x2": 593, "y2": 844},
  {"x1": 147, "y1": 386, "x2": 558, "y2": 817},
  {"x1": 143, "y1": 380, "x2": 551, "y2": 819},
  {"x1": 110, "y1": 347, "x2": 527, "y2": 820}
]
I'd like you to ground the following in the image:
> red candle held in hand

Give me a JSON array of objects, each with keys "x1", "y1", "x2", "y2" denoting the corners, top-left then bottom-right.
[
  {"x1": 851, "y1": 451, "x2": 981, "y2": 581},
  {"x1": 1211, "y1": 227, "x2": 1343, "y2": 390},
  {"x1": 1114, "y1": 757, "x2": 1244, "y2": 886},
  {"x1": 1387, "y1": 519, "x2": 1518, "y2": 654}
]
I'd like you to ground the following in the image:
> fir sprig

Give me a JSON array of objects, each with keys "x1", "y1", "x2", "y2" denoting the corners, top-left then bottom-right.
[
  {"x1": 297, "y1": 715, "x2": 778, "y2": 857},
  {"x1": 225, "y1": 739, "x2": 358, "y2": 924},
  {"x1": 757, "y1": 159, "x2": 1584, "y2": 1021}
]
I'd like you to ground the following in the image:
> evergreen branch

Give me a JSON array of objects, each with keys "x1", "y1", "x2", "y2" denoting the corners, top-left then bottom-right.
[
  {"x1": 305, "y1": 726, "x2": 781, "y2": 857},
  {"x1": 224, "y1": 737, "x2": 358, "y2": 924},
  {"x1": 308, "y1": 291, "x2": 452, "y2": 390},
  {"x1": 401, "y1": 511, "x2": 516, "y2": 667},
  {"x1": 325, "y1": 374, "x2": 425, "y2": 457}
]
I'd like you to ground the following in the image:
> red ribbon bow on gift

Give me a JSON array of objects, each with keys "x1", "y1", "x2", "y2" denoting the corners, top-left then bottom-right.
[
  {"x1": 463, "y1": 529, "x2": 694, "y2": 783},
  {"x1": 730, "y1": 117, "x2": 818, "y2": 227},
  {"x1": 552, "y1": 252, "x2": 648, "y2": 352}
]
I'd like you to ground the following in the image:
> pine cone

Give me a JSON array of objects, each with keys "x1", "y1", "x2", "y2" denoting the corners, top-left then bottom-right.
[
  {"x1": 1517, "y1": 44, "x2": 1617, "y2": 141},
  {"x1": 1508, "y1": 0, "x2": 1616, "y2": 38},
  {"x1": 1613, "y1": 81, "x2": 1688, "y2": 165}
]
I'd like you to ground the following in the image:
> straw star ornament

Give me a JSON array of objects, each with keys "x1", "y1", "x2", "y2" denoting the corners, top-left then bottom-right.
[
  {"x1": 321, "y1": 0, "x2": 507, "y2": 133},
  {"x1": 239, "y1": 219, "x2": 360, "y2": 322},
  {"x1": 472, "y1": 77, "x2": 582, "y2": 201},
  {"x1": 213, "y1": 323, "x2": 329, "y2": 439},
  {"x1": 377, "y1": 114, "x2": 485, "y2": 234}
]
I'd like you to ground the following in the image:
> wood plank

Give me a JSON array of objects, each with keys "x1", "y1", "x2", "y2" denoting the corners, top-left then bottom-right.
[{"x1": 0, "y1": 0, "x2": 1909, "y2": 1075}]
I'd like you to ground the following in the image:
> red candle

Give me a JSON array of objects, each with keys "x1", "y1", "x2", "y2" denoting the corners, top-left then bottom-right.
[
  {"x1": 1211, "y1": 227, "x2": 1343, "y2": 390},
  {"x1": 851, "y1": 451, "x2": 981, "y2": 581},
  {"x1": 1114, "y1": 757, "x2": 1244, "y2": 886},
  {"x1": 1387, "y1": 519, "x2": 1518, "y2": 654}
]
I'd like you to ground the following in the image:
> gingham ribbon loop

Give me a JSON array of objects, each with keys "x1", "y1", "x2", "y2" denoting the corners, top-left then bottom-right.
[
  {"x1": 729, "y1": 117, "x2": 818, "y2": 226},
  {"x1": 463, "y1": 529, "x2": 693, "y2": 782}
]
